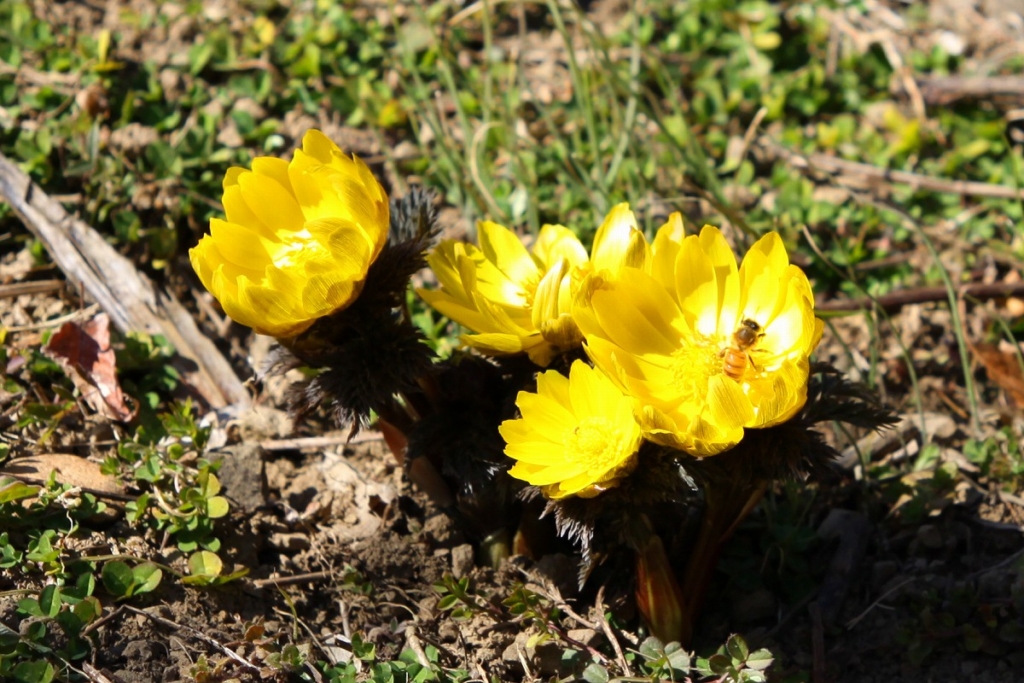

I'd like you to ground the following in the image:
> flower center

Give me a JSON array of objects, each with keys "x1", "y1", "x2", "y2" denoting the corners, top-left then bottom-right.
[
  {"x1": 669, "y1": 335, "x2": 725, "y2": 401},
  {"x1": 520, "y1": 272, "x2": 540, "y2": 310},
  {"x1": 565, "y1": 416, "x2": 625, "y2": 473},
  {"x1": 270, "y1": 228, "x2": 314, "y2": 269}
]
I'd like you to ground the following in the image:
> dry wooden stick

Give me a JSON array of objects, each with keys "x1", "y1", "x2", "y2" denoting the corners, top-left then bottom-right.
[
  {"x1": 0, "y1": 151, "x2": 248, "y2": 409},
  {"x1": 759, "y1": 137, "x2": 1024, "y2": 201},
  {"x1": 918, "y1": 75, "x2": 1024, "y2": 106},
  {"x1": 0, "y1": 279, "x2": 65, "y2": 298},
  {"x1": 259, "y1": 432, "x2": 382, "y2": 452},
  {"x1": 252, "y1": 571, "x2": 333, "y2": 588},
  {"x1": 818, "y1": 280, "x2": 1024, "y2": 313}
]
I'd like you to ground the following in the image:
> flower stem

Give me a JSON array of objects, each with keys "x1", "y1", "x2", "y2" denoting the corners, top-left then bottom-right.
[{"x1": 678, "y1": 478, "x2": 769, "y2": 641}]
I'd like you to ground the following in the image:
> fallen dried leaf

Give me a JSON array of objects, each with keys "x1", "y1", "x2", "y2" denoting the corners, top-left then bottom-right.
[
  {"x1": 0, "y1": 453, "x2": 122, "y2": 494},
  {"x1": 43, "y1": 313, "x2": 136, "y2": 421},
  {"x1": 972, "y1": 341, "x2": 1024, "y2": 407}
]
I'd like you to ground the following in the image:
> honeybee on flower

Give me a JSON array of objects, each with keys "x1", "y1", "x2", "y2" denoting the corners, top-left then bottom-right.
[{"x1": 574, "y1": 224, "x2": 824, "y2": 457}]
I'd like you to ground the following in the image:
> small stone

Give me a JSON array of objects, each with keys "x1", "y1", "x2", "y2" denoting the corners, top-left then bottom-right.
[
  {"x1": 817, "y1": 509, "x2": 865, "y2": 540},
  {"x1": 916, "y1": 524, "x2": 943, "y2": 550},
  {"x1": 216, "y1": 122, "x2": 244, "y2": 148},
  {"x1": 451, "y1": 544, "x2": 474, "y2": 578},
  {"x1": 421, "y1": 513, "x2": 464, "y2": 548},
  {"x1": 122, "y1": 640, "x2": 159, "y2": 661},
  {"x1": 501, "y1": 631, "x2": 531, "y2": 663},
  {"x1": 215, "y1": 443, "x2": 268, "y2": 513},
  {"x1": 566, "y1": 628, "x2": 602, "y2": 648},
  {"x1": 269, "y1": 532, "x2": 310, "y2": 552}
]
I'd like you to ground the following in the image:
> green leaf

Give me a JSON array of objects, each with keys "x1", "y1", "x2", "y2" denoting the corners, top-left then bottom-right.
[
  {"x1": 371, "y1": 662, "x2": 395, "y2": 683},
  {"x1": 101, "y1": 561, "x2": 134, "y2": 597},
  {"x1": 638, "y1": 636, "x2": 665, "y2": 661},
  {"x1": 708, "y1": 653, "x2": 732, "y2": 675},
  {"x1": 132, "y1": 563, "x2": 163, "y2": 594},
  {"x1": 663, "y1": 642, "x2": 691, "y2": 672},
  {"x1": 198, "y1": 470, "x2": 221, "y2": 497},
  {"x1": 187, "y1": 550, "x2": 223, "y2": 578},
  {"x1": 581, "y1": 662, "x2": 610, "y2": 683},
  {"x1": 13, "y1": 660, "x2": 54, "y2": 683},
  {"x1": 205, "y1": 496, "x2": 229, "y2": 519},
  {"x1": 55, "y1": 607, "x2": 85, "y2": 637},
  {"x1": 72, "y1": 597, "x2": 101, "y2": 624},
  {"x1": 189, "y1": 42, "x2": 213, "y2": 76},
  {"x1": 38, "y1": 585, "x2": 61, "y2": 618},
  {"x1": 352, "y1": 633, "x2": 376, "y2": 661},
  {"x1": 17, "y1": 598, "x2": 43, "y2": 617},
  {"x1": 726, "y1": 634, "x2": 749, "y2": 662},
  {"x1": 746, "y1": 649, "x2": 774, "y2": 671},
  {"x1": 0, "y1": 477, "x2": 39, "y2": 503}
]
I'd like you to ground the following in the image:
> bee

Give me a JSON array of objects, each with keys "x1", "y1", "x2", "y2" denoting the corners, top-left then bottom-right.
[{"x1": 721, "y1": 318, "x2": 765, "y2": 382}]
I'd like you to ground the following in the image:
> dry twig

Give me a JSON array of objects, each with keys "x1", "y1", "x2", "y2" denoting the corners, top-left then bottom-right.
[
  {"x1": 759, "y1": 137, "x2": 1024, "y2": 201},
  {"x1": 595, "y1": 585, "x2": 631, "y2": 677},
  {"x1": 0, "y1": 279, "x2": 65, "y2": 298},
  {"x1": 252, "y1": 571, "x2": 333, "y2": 588},
  {"x1": 818, "y1": 281, "x2": 1024, "y2": 313},
  {"x1": 123, "y1": 605, "x2": 261, "y2": 674},
  {"x1": 918, "y1": 76, "x2": 1024, "y2": 106},
  {"x1": 0, "y1": 151, "x2": 248, "y2": 409}
]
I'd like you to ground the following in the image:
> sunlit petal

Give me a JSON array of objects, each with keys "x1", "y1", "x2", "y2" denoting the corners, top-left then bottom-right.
[
  {"x1": 501, "y1": 361, "x2": 643, "y2": 499},
  {"x1": 189, "y1": 129, "x2": 390, "y2": 338}
]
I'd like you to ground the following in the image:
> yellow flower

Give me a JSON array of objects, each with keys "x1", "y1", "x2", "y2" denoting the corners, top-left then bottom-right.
[
  {"x1": 189, "y1": 129, "x2": 389, "y2": 338},
  {"x1": 575, "y1": 226, "x2": 824, "y2": 457},
  {"x1": 499, "y1": 360, "x2": 643, "y2": 499},
  {"x1": 418, "y1": 203, "x2": 647, "y2": 366}
]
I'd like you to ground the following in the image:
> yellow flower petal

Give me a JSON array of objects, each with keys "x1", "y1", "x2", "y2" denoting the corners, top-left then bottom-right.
[
  {"x1": 588, "y1": 270, "x2": 684, "y2": 357},
  {"x1": 478, "y1": 221, "x2": 539, "y2": 288},
  {"x1": 222, "y1": 184, "x2": 267, "y2": 230},
  {"x1": 705, "y1": 374, "x2": 754, "y2": 430},
  {"x1": 238, "y1": 171, "x2": 306, "y2": 235},
  {"x1": 501, "y1": 361, "x2": 642, "y2": 499},
  {"x1": 189, "y1": 129, "x2": 389, "y2": 337},
  {"x1": 651, "y1": 212, "x2": 685, "y2": 293},
  {"x1": 699, "y1": 226, "x2": 741, "y2": 335},
  {"x1": 533, "y1": 224, "x2": 588, "y2": 269},
  {"x1": 532, "y1": 258, "x2": 569, "y2": 333},
  {"x1": 251, "y1": 156, "x2": 294, "y2": 197},
  {"x1": 675, "y1": 234, "x2": 719, "y2": 336},
  {"x1": 591, "y1": 203, "x2": 649, "y2": 274},
  {"x1": 420, "y1": 204, "x2": 653, "y2": 366}
]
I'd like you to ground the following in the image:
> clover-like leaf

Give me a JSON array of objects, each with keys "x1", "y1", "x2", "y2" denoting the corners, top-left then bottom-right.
[
  {"x1": 101, "y1": 561, "x2": 134, "y2": 598},
  {"x1": 188, "y1": 550, "x2": 222, "y2": 577},
  {"x1": 132, "y1": 562, "x2": 163, "y2": 595},
  {"x1": 38, "y1": 585, "x2": 61, "y2": 618},
  {"x1": 205, "y1": 495, "x2": 229, "y2": 519}
]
